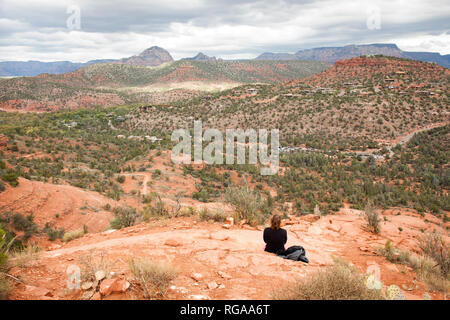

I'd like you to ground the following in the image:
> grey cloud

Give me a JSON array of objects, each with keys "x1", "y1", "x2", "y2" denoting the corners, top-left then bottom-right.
[{"x1": 0, "y1": 0, "x2": 449, "y2": 62}]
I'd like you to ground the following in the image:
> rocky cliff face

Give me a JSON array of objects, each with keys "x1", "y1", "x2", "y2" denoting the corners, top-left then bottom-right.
[{"x1": 255, "y1": 44, "x2": 450, "y2": 68}]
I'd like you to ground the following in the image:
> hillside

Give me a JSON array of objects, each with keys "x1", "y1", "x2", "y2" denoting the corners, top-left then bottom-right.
[
  {"x1": 0, "y1": 60, "x2": 330, "y2": 112},
  {"x1": 0, "y1": 96, "x2": 448, "y2": 300},
  {"x1": 255, "y1": 44, "x2": 450, "y2": 68},
  {"x1": 125, "y1": 56, "x2": 449, "y2": 151}
]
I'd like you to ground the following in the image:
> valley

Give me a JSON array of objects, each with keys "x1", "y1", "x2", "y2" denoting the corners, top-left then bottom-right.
[{"x1": 0, "y1": 54, "x2": 448, "y2": 301}]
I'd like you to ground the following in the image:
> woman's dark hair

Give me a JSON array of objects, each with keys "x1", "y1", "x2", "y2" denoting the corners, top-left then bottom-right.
[{"x1": 270, "y1": 214, "x2": 281, "y2": 230}]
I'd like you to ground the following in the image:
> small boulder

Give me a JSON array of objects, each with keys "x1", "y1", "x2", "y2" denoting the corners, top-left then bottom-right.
[
  {"x1": 99, "y1": 278, "x2": 117, "y2": 297},
  {"x1": 92, "y1": 292, "x2": 102, "y2": 300},
  {"x1": 95, "y1": 270, "x2": 106, "y2": 282},
  {"x1": 24, "y1": 285, "x2": 51, "y2": 298},
  {"x1": 111, "y1": 280, "x2": 130, "y2": 293},
  {"x1": 47, "y1": 244, "x2": 62, "y2": 251},
  {"x1": 81, "y1": 281, "x2": 94, "y2": 291},
  {"x1": 217, "y1": 271, "x2": 232, "y2": 279},
  {"x1": 207, "y1": 281, "x2": 218, "y2": 290},
  {"x1": 191, "y1": 273, "x2": 203, "y2": 281},
  {"x1": 164, "y1": 238, "x2": 183, "y2": 247},
  {"x1": 82, "y1": 289, "x2": 95, "y2": 300}
]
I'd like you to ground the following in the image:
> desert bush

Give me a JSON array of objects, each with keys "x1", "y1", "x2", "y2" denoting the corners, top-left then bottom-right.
[
  {"x1": 407, "y1": 254, "x2": 449, "y2": 293},
  {"x1": 1, "y1": 170, "x2": 19, "y2": 187},
  {"x1": 0, "y1": 273, "x2": 9, "y2": 300},
  {"x1": 78, "y1": 253, "x2": 115, "y2": 282},
  {"x1": 274, "y1": 261, "x2": 385, "y2": 300},
  {"x1": 43, "y1": 223, "x2": 65, "y2": 241},
  {"x1": 11, "y1": 213, "x2": 38, "y2": 240},
  {"x1": 363, "y1": 201, "x2": 380, "y2": 234},
  {"x1": 224, "y1": 184, "x2": 268, "y2": 225},
  {"x1": 0, "y1": 229, "x2": 11, "y2": 300},
  {"x1": 418, "y1": 231, "x2": 449, "y2": 277},
  {"x1": 10, "y1": 244, "x2": 40, "y2": 268},
  {"x1": 141, "y1": 195, "x2": 169, "y2": 220},
  {"x1": 0, "y1": 229, "x2": 11, "y2": 267},
  {"x1": 63, "y1": 229, "x2": 85, "y2": 242},
  {"x1": 110, "y1": 206, "x2": 139, "y2": 229},
  {"x1": 128, "y1": 257, "x2": 177, "y2": 299},
  {"x1": 378, "y1": 239, "x2": 449, "y2": 293},
  {"x1": 178, "y1": 206, "x2": 196, "y2": 217},
  {"x1": 116, "y1": 175, "x2": 125, "y2": 183},
  {"x1": 197, "y1": 208, "x2": 227, "y2": 222}
]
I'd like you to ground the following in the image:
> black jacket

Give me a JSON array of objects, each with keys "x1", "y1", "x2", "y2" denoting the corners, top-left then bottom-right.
[
  {"x1": 263, "y1": 227, "x2": 287, "y2": 254},
  {"x1": 277, "y1": 245, "x2": 309, "y2": 263}
]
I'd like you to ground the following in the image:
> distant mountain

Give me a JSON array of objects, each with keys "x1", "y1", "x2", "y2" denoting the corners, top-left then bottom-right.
[
  {"x1": 182, "y1": 52, "x2": 217, "y2": 61},
  {"x1": 0, "y1": 59, "x2": 114, "y2": 77},
  {"x1": 114, "y1": 46, "x2": 174, "y2": 66},
  {"x1": 255, "y1": 44, "x2": 450, "y2": 68},
  {"x1": 254, "y1": 52, "x2": 298, "y2": 61},
  {"x1": 0, "y1": 46, "x2": 173, "y2": 77}
]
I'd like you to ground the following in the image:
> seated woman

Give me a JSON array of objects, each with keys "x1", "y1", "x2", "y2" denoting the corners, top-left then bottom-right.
[{"x1": 263, "y1": 214, "x2": 287, "y2": 254}]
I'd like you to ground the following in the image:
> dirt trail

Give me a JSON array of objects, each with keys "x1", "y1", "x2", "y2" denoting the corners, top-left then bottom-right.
[{"x1": 121, "y1": 173, "x2": 150, "y2": 195}]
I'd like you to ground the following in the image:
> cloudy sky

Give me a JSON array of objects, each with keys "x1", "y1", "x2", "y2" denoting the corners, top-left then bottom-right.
[{"x1": 0, "y1": 0, "x2": 449, "y2": 62}]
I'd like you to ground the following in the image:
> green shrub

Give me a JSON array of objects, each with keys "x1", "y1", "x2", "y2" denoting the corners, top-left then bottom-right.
[
  {"x1": 43, "y1": 223, "x2": 65, "y2": 241},
  {"x1": 11, "y1": 213, "x2": 38, "y2": 240},
  {"x1": 1, "y1": 170, "x2": 19, "y2": 187},
  {"x1": 224, "y1": 184, "x2": 268, "y2": 225},
  {"x1": 363, "y1": 201, "x2": 380, "y2": 234},
  {"x1": 110, "y1": 206, "x2": 139, "y2": 229},
  {"x1": 0, "y1": 229, "x2": 10, "y2": 267}
]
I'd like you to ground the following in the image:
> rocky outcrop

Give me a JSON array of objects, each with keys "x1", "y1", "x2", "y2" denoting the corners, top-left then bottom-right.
[{"x1": 116, "y1": 46, "x2": 174, "y2": 66}]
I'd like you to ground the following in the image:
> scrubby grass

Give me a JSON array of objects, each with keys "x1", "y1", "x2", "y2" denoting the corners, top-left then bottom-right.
[
  {"x1": 78, "y1": 253, "x2": 115, "y2": 282},
  {"x1": 418, "y1": 231, "x2": 449, "y2": 277},
  {"x1": 62, "y1": 229, "x2": 85, "y2": 242},
  {"x1": 377, "y1": 238, "x2": 449, "y2": 294},
  {"x1": 274, "y1": 261, "x2": 385, "y2": 300},
  {"x1": 10, "y1": 244, "x2": 40, "y2": 268},
  {"x1": 197, "y1": 208, "x2": 227, "y2": 222},
  {"x1": 141, "y1": 196, "x2": 170, "y2": 221},
  {"x1": 128, "y1": 257, "x2": 178, "y2": 299},
  {"x1": 0, "y1": 273, "x2": 9, "y2": 300},
  {"x1": 177, "y1": 206, "x2": 196, "y2": 217},
  {"x1": 0, "y1": 228, "x2": 11, "y2": 300}
]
